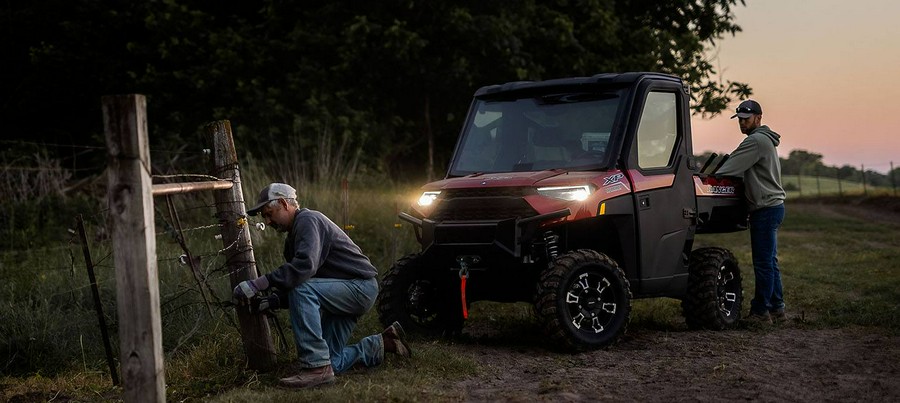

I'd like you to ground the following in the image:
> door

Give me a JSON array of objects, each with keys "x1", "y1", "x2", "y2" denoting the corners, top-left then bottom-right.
[{"x1": 627, "y1": 87, "x2": 696, "y2": 296}]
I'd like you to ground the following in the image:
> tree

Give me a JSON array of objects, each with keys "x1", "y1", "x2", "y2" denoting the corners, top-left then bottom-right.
[
  {"x1": 781, "y1": 150, "x2": 824, "y2": 175},
  {"x1": 1, "y1": 0, "x2": 752, "y2": 181}
]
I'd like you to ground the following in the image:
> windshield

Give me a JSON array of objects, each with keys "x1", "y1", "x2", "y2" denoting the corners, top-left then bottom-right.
[{"x1": 449, "y1": 92, "x2": 622, "y2": 176}]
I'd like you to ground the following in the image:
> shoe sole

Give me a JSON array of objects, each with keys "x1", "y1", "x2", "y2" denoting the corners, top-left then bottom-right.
[{"x1": 278, "y1": 377, "x2": 336, "y2": 389}]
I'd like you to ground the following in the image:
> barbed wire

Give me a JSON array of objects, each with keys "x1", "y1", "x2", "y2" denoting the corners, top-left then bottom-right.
[{"x1": 0, "y1": 139, "x2": 208, "y2": 156}]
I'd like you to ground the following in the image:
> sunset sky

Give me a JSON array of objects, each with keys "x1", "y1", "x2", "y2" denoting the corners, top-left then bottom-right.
[{"x1": 690, "y1": 0, "x2": 900, "y2": 173}]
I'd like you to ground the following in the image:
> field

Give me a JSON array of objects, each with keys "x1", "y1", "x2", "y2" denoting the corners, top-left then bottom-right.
[
  {"x1": 781, "y1": 174, "x2": 896, "y2": 198},
  {"x1": 1, "y1": 184, "x2": 899, "y2": 401}
]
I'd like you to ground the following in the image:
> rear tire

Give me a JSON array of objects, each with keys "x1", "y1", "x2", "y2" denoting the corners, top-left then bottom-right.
[
  {"x1": 682, "y1": 247, "x2": 743, "y2": 330},
  {"x1": 377, "y1": 253, "x2": 464, "y2": 337},
  {"x1": 535, "y1": 249, "x2": 631, "y2": 351}
]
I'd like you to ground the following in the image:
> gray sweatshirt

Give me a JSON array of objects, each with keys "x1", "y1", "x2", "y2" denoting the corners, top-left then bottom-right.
[
  {"x1": 263, "y1": 208, "x2": 377, "y2": 290},
  {"x1": 716, "y1": 125, "x2": 786, "y2": 211}
]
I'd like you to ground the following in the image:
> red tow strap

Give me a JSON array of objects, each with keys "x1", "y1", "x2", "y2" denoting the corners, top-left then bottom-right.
[{"x1": 460, "y1": 275, "x2": 469, "y2": 319}]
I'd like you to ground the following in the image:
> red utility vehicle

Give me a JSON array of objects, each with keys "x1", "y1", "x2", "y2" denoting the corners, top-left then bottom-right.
[{"x1": 377, "y1": 72, "x2": 747, "y2": 351}]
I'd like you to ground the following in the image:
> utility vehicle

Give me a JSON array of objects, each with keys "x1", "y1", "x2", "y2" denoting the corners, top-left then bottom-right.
[{"x1": 377, "y1": 72, "x2": 747, "y2": 351}]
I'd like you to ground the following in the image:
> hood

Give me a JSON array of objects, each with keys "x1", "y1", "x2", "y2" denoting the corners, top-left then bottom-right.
[
  {"x1": 425, "y1": 169, "x2": 608, "y2": 190},
  {"x1": 752, "y1": 125, "x2": 781, "y2": 147}
]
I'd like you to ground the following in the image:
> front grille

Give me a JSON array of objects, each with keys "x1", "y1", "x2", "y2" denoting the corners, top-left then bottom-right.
[
  {"x1": 431, "y1": 187, "x2": 537, "y2": 221},
  {"x1": 443, "y1": 187, "x2": 536, "y2": 199}
]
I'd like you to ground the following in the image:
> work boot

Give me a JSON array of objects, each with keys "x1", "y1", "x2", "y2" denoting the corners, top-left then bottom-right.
[
  {"x1": 744, "y1": 311, "x2": 773, "y2": 325},
  {"x1": 770, "y1": 309, "x2": 787, "y2": 323},
  {"x1": 279, "y1": 364, "x2": 335, "y2": 388},
  {"x1": 382, "y1": 321, "x2": 413, "y2": 357}
]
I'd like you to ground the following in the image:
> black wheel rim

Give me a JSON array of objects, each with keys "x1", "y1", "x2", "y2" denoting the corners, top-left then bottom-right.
[
  {"x1": 406, "y1": 279, "x2": 440, "y2": 327},
  {"x1": 565, "y1": 271, "x2": 619, "y2": 334},
  {"x1": 717, "y1": 264, "x2": 740, "y2": 318}
]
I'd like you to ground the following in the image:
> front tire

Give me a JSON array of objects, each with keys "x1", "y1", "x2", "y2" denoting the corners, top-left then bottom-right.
[
  {"x1": 681, "y1": 247, "x2": 743, "y2": 330},
  {"x1": 377, "y1": 253, "x2": 463, "y2": 337},
  {"x1": 535, "y1": 249, "x2": 631, "y2": 351}
]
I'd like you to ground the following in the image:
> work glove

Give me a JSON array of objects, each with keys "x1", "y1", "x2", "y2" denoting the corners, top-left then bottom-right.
[
  {"x1": 233, "y1": 280, "x2": 260, "y2": 302},
  {"x1": 255, "y1": 293, "x2": 281, "y2": 314}
]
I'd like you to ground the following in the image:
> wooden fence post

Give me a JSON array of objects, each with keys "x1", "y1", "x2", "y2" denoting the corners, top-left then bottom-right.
[
  {"x1": 837, "y1": 174, "x2": 843, "y2": 197},
  {"x1": 103, "y1": 94, "x2": 165, "y2": 402},
  {"x1": 206, "y1": 121, "x2": 276, "y2": 371},
  {"x1": 892, "y1": 161, "x2": 896, "y2": 197},
  {"x1": 862, "y1": 164, "x2": 868, "y2": 196},
  {"x1": 815, "y1": 167, "x2": 821, "y2": 197}
]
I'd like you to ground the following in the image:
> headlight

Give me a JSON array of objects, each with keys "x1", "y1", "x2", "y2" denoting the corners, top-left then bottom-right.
[
  {"x1": 417, "y1": 191, "x2": 441, "y2": 206},
  {"x1": 537, "y1": 185, "x2": 592, "y2": 201}
]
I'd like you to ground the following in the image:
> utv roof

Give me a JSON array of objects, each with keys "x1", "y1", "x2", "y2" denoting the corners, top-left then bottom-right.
[{"x1": 474, "y1": 72, "x2": 682, "y2": 98}]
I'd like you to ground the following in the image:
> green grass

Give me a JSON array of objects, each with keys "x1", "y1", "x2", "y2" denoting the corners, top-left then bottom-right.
[
  {"x1": 3, "y1": 187, "x2": 900, "y2": 401},
  {"x1": 693, "y1": 199, "x2": 900, "y2": 331},
  {"x1": 782, "y1": 174, "x2": 896, "y2": 198}
]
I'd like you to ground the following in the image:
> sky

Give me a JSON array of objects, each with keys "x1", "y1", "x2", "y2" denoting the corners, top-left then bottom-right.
[{"x1": 690, "y1": 0, "x2": 900, "y2": 173}]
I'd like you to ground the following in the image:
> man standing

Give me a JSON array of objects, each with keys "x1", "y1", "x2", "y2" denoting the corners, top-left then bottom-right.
[
  {"x1": 232, "y1": 183, "x2": 411, "y2": 388},
  {"x1": 716, "y1": 100, "x2": 786, "y2": 324}
]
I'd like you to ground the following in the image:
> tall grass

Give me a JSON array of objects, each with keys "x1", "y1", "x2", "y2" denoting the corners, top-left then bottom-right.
[{"x1": 0, "y1": 131, "x2": 423, "y2": 379}]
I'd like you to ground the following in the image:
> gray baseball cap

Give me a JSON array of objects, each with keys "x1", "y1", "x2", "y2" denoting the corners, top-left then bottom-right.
[
  {"x1": 731, "y1": 100, "x2": 762, "y2": 119},
  {"x1": 247, "y1": 183, "x2": 297, "y2": 216}
]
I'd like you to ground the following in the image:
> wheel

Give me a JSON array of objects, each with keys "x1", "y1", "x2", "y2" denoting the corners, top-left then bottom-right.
[
  {"x1": 535, "y1": 249, "x2": 631, "y2": 351},
  {"x1": 376, "y1": 253, "x2": 463, "y2": 337},
  {"x1": 681, "y1": 247, "x2": 743, "y2": 330}
]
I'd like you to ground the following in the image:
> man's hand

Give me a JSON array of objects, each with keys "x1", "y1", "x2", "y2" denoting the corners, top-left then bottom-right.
[
  {"x1": 233, "y1": 280, "x2": 259, "y2": 302},
  {"x1": 256, "y1": 293, "x2": 280, "y2": 313}
]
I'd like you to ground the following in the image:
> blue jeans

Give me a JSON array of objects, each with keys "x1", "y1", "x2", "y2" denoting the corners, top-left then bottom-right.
[
  {"x1": 287, "y1": 277, "x2": 383, "y2": 373},
  {"x1": 748, "y1": 204, "x2": 785, "y2": 315}
]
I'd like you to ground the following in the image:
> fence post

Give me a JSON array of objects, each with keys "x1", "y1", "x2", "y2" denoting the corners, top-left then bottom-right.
[
  {"x1": 206, "y1": 120, "x2": 276, "y2": 371},
  {"x1": 891, "y1": 161, "x2": 896, "y2": 197},
  {"x1": 837, "y1": 173, "x2": 843, "y2": 197},
  {"x1": 862, "y1": 164, "x2": 868, "y2": 196},
  {"x1": 815, "y1": 167, "x2": 821, "y2": 197},
  {"x1": 102, "y1": 94, "x2": 165, "y2": 402},
  {"x1": 76, "y1": 214, "x2": 119, "y2": 387},
  {"x1": 341, "y1": 178, "x2": 351, "y2": 232}
]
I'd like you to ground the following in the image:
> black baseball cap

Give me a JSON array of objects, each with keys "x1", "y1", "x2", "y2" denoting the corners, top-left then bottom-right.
[{"x1": 730, "y1": 100, "x2": 762, "y2": 119}]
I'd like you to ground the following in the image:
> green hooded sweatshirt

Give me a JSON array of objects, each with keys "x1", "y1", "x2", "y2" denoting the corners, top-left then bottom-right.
[{"x1": 716, "y1": 125, "x2": 785, "y2": 211}]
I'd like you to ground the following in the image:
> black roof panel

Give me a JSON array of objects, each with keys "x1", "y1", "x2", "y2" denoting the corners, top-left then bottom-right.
[{"x1": 474, "y1": 72, "x2": 681, "y2": 98}]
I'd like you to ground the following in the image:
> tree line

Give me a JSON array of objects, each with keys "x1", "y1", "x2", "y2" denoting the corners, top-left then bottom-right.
[{"x1": 2, "y1": 0, "x2": 750, "y2": 182}]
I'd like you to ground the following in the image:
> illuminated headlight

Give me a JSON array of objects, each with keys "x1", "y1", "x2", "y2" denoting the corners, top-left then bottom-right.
[
  {"x1": 417, "y1": 191, "x2": 441, "y2": 206},
  {"x1": 537, "y1": 185, "x2": 592, "y2": 201}
]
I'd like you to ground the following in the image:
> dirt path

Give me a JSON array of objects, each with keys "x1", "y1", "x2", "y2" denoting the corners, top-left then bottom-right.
[
  {"x1": 450, "y1": 200, "x2": 900, "y2": 402},
  {"x1": 453, "y1": 323, "x2": 900, "y2": 402}
]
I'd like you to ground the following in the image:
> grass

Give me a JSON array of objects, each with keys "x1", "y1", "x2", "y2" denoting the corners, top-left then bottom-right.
[
  {"x1": 2, "y1": 177, "x2": 899, "y2": 401},
  {"x1": 782, "y1": 174, "x2": 897, "y2": 198}
]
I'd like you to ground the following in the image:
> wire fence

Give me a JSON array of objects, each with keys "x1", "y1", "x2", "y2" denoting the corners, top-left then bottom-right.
[{"x1": 782, "y1": 161, "x2": 898, "y2": 198}]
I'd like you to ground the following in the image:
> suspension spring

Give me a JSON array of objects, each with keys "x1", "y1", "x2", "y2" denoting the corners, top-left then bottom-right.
[{"x1": 543, "y1": 231, "x2": 560, "y2": 261}]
